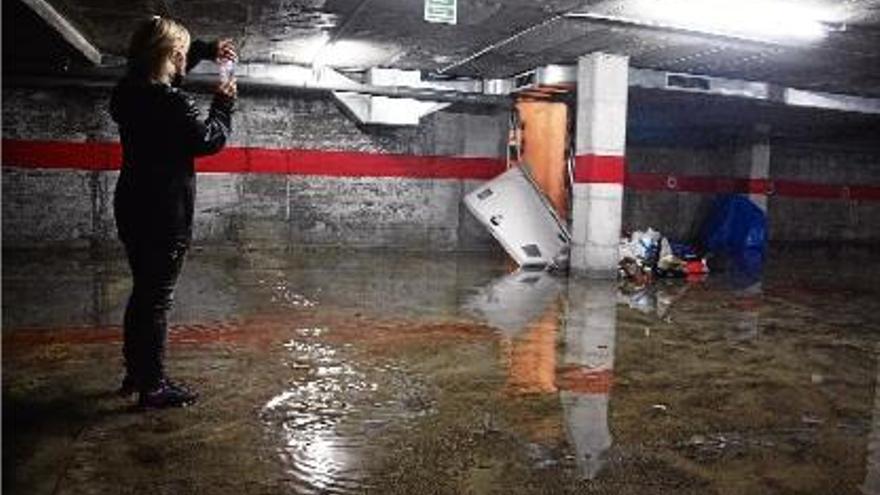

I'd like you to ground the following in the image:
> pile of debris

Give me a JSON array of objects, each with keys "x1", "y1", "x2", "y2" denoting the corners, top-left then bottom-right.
[{"x1": 618, "y1": 228, "x2": 709, "y2": 286}]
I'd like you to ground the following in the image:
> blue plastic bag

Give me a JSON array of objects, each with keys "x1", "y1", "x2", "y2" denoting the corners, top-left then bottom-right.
[{"x1": 701, "y1": 195, "x2": 767, "y2": 257}]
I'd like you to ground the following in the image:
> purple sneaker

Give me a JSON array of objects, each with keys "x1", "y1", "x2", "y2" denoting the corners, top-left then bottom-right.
[{"x1": 138, "y1": 379, "x2": 199, "y2": 409}]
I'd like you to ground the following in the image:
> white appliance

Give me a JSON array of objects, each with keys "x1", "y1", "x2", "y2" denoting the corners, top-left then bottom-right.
[{"x1": 464, "y1": 164, "x2": 570, "y2": 268}]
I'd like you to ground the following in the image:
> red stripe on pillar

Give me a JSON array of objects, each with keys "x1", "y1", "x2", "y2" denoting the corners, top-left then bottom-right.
[
  {"x1": 573, "y1": 155, "x2": 625, "y2": 184},
  {"x1": 556, "y1": 366, "x2": 613, "y2": 395}
]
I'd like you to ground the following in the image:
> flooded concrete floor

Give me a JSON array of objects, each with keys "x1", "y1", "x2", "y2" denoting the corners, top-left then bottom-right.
[{"x1": 4, "y1": 246, "x2": 880, "y2": 494}]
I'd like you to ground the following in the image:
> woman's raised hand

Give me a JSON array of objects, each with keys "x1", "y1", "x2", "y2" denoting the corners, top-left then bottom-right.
[{"x1": 216, "y1": 39, "x2": 237, "y2": 62}]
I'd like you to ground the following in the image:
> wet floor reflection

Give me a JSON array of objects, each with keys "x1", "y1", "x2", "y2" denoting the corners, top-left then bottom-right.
[
  {"x1": 259, "y1": 324, "x2": 440, "y2": 494},
  {"x1": 864, "y1": 352, "x2": 880, "y2": 495},
  {"x1": 466, "y1": 270, "x2": 618, "y2": 479},
  {"x1": 5, "y1": 248, "x2": 880, "y2": 494},
  {"x1": 465, "y1": 269, "x2": 563, "y2": 395},
  {"x1": 261, "y1": 335, "x2": 373, "y2": 494},
  {"x1": 559, "y1": 280, "x2": 617, "y2": 480}
]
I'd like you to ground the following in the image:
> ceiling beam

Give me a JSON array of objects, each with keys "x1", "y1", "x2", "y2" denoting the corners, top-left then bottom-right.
[
  {"x1": 19, "y1": 0, "x2": 101, "y2": 65},
  {"x1": 563, "y1": 12, "x2": 815, "y2": 49}
]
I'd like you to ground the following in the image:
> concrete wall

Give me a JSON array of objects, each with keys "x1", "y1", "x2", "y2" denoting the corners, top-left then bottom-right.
[
  {"x1": 2, "y1": 86, "x2": 506, "y2": 251},
  {"x1": 624, "y1": 144, "x2": 750, "y2": 241},
  {"x1": 624, "y1": 142, "x2": 880, "y2": 243},
  {"x1": 769, "y1": 145, "x2": 880, "y2": 243},
  {"x1": 5, "y1": 84, "x2": 879, "y2": 251}
]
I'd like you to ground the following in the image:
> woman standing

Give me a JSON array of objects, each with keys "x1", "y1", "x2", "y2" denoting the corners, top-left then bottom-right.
[{"x1": 111, "y1": 16, "x2": 237, "y2": 408}]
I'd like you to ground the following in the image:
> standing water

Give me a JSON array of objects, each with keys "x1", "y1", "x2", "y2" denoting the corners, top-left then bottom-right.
[{"x1": 3, "y1": 246, "x2": 880, "y2": 494}]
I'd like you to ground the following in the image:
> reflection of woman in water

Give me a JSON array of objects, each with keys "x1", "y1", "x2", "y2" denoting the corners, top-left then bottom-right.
[{"x1": 110, "y1": 16, "x2": 237, "y2": 408}]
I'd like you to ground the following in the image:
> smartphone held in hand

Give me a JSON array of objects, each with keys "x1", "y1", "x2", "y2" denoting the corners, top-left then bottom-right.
[{"x1": 219, "y1": 59, "x2": 235, "y2": 84}]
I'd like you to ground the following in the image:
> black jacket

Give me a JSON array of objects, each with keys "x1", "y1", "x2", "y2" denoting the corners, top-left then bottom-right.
[{"x1": 111, "y1": 40, "x2": 233, "y2": 244}]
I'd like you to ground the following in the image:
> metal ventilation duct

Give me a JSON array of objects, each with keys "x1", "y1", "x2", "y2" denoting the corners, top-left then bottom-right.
[
  {"x1": 7, "y1": 61, "x2": 880, "y2": 123},
  {"x1": 332, "y1": 68, "x2": 451, "y2": 126},
  {"x1": 509, "y1": 64, "x2": 880, "y2": 115}
]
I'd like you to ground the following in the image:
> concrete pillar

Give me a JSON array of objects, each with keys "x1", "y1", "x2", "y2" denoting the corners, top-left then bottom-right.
[
  {"x1": 571, "y1": 53, "x2": 629, "y2": 278},
  {"x1": 748, "y1": 125, "x2": 771, "y2": 212}
]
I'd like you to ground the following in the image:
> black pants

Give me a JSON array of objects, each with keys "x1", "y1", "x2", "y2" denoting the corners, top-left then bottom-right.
[{"x1": 120, "y1": 237, "x2": 188, "y2": 390}]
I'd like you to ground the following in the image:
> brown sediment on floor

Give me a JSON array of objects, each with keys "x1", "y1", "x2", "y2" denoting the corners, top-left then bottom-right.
[
  {"x1": 3, "y1": 313, "x2": 498, "y2": 349},
  {"x1": 316, "y1": 319, "x2": 498, "y2": 352},
  {"x1": 2, "y1": 321, "x2": 275, "y2": 348},
  {"x1": 5, "y1": 248, "x2": 880, "y2": 494}
]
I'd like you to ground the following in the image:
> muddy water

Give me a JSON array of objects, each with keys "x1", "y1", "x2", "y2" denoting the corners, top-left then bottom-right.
[{"x1": 3, "y1": 247, "x2": 880, "y2": 494}]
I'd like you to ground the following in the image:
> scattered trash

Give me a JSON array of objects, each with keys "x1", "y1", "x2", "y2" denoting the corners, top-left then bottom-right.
[
  {"x1": 619, "y1": 194, "x2": 770, "y2": 298},
  {"x1": 619, "y1": 194, "x2": 770, "y2": 290},
  {"x1": 618, "y1": 282, "x2": 691, "y2": 320},
  {"x1": 801, "y1": 413, "x2": 824, "y2": 425},
  {"x1": 650, "y1": 404, "x2": 669, "y2": 414},
  {"x1": 618, "y1": 227, "x2": 708, "y2": 285}
]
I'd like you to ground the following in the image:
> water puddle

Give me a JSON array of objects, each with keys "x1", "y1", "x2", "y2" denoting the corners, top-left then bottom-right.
[
  {"x1": 259, "y1": 276, "x2": 319, "y2": 309},
  {"x1": 260, "y1": 327, "x2": 433, "y2": 494}
]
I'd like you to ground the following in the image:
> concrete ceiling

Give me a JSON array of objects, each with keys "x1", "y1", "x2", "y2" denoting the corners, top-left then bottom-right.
[
  {"x1": 627, "y1": 87, "x2": 880, "y2": 148},
  {"x1": 5, "y1": 0, "x2": 880, "y2": 99}
]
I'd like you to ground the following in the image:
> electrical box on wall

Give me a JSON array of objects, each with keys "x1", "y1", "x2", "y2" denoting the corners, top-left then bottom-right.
[{"x1": 464, "y1": 164, "x2": 570, "y2": 269}]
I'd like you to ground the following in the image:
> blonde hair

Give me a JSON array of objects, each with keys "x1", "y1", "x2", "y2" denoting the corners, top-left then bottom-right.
[{"x1": 127, "y1": 16, "x2": 191, "y2": 79}]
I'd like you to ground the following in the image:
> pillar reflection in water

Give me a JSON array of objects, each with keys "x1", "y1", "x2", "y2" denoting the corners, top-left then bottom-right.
[
  {"x1": 464, "y1": 270, "x2": 618, "y2": 478},
  {"x1": 559, "y1": 279, "x2": 618, "y2": 480},
  {"x1": 463, "y1": 269, "x2": 564, "y2": 394}
]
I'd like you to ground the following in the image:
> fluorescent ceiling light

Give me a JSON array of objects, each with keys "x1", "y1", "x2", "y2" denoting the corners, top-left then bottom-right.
[
  {"x1": 271, "y1": 31, "x2": 331, "y2": 65},
  {"x1": 634, "y1": 0, "x2": 836, "y2": 41}
]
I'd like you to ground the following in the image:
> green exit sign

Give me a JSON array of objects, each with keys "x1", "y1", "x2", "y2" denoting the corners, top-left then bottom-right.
[{"x1": 425, "y1": 0, "x2": 456, "y2": 25}]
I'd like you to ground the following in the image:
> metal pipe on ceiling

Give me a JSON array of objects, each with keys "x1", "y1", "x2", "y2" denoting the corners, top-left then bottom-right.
[
  {"x1": 19, "y1": 0, "x2": 102, "y2": 65},
  {"x1": 7, "y1": 56, "x2": 880, "y2": 115},
  {"x1": 3, "y1": 71, "x2": 512, "y2": 107}
]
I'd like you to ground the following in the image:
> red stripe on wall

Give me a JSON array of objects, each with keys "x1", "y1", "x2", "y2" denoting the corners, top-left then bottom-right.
[
  {"x1": 625, "y1": 172, "x2": 880, "y2": 201},
  {"x1": 2, "y1": 139, "x2": 506, "y2": 180},
  {"x1": 849, "y1": 186, "x2": 880, "y2": 201},
  {"x1": 625, "y1": 173, "x2": 754, "y2": 194},
  {"x1": 4, "y1": 139, "x2": 880, "y2": 201},
  {"x1": 2, "y1": 140, "x2": 122, "y2": 171},
  {"x1": 573, "y1": 154, "x2": 625, "y2": 184},
  {"x1": 773, "y1": 180, "x2": 843, "y2": 200}
]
